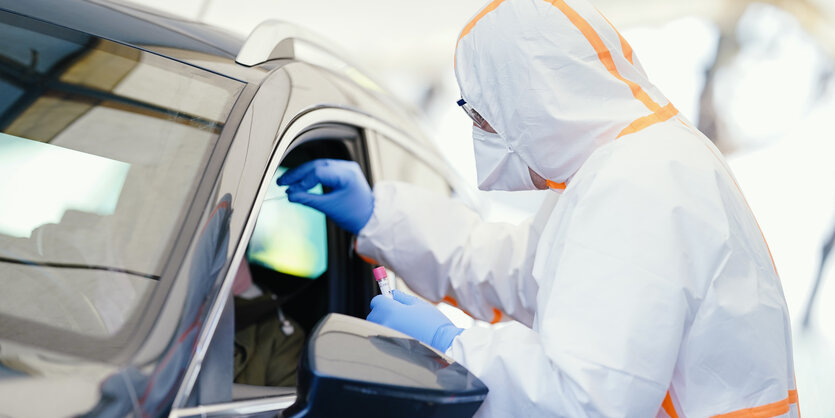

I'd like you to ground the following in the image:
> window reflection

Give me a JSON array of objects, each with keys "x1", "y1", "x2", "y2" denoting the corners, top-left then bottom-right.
[
  {"x1": 0, "y1": 132, "x2": 129, "y2": 238},
  {"x1": 0, "y1": 13, "x2": 244, "y2": 339},
  {"x1": 248, "y1": 167, "x2": 328, "y2": 280}
]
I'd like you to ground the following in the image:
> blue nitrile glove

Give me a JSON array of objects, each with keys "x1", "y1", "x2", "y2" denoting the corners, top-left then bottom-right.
[
  {"x1": 277, "y1": 159, "x2": 374, "y2": 234},
  {"x1": 367, "y1": 289, "x2": 464, "y2": 352}
]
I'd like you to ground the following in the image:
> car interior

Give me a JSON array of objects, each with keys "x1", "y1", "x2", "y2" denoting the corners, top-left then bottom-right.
[{"x1": 230, "y1": 125, "x2": 378, "y2": 397}]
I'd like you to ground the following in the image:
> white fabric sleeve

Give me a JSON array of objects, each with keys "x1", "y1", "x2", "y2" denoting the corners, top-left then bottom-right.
[{"x1": 356, "y1": 181, "x2": 555, "y2": 326}]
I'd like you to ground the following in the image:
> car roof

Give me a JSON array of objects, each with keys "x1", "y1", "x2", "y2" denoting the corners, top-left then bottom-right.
[
  {"x1": 0, "y1": 0, "x2": 243, "y2": 59},
  {"x1": 0, "y1": 0, "x2": 437, "y2": 161}
]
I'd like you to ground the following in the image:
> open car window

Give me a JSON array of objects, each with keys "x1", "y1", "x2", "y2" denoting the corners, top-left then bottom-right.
[{"x1": 224, "y1": 125, "x2": 377, "y2": 401}]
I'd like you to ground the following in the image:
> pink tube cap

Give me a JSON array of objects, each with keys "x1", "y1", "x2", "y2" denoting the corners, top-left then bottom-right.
[{"x1": 373, "y1": 266, "x2": 387, "y2": 282}]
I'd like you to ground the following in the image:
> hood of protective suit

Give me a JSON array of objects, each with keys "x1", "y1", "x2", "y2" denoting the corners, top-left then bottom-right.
[{"x1": 455, "y1": 0, "x2": 677, "y2": 190}]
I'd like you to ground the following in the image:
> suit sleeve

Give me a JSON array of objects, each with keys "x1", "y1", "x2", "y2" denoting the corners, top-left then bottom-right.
[{"x1": 356, "y1": 181, "x2": 556, "y2": 326}]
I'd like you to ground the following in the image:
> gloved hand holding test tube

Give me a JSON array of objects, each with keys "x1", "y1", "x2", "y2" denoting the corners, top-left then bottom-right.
[{"x1": 373, "y1": 266, "x2": 393, "y2": 298}]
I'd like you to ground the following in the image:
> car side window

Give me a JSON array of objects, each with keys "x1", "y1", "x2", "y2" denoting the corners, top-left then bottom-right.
[
  {"x1": 222, "y1": 124, "x2": 377, "y2": 401},
  {"x1": 367, "y1": 132, "x2": 452, "y2": 197},
  {"x1": 365, "y1": 131, "x2": 481, "y2": 327}
]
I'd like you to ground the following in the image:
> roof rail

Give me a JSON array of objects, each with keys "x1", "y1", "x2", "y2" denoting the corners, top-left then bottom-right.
[
  {"x1": 236, "y1": 20, "x2": 383, "y2": 92},
  {"x1": 236, "y1": 20, "x2": 335, "y2": 66}
]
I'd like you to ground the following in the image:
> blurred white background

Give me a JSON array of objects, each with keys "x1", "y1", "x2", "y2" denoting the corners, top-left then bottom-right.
[{"x1": 127, "y1": 0, "x2": 835, "y2": 414}]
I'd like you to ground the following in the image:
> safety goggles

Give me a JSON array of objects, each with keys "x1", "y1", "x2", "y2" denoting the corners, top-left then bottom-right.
[{"x1": 457, "y1": 99, "x2": 496, "y2": 133}]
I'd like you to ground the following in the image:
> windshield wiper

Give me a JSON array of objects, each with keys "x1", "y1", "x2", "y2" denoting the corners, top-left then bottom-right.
[{"x1": 0, "y1": 255, "x2": 160, "y2": 280}]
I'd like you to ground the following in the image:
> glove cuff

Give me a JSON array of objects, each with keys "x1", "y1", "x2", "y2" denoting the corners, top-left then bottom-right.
[
  {"x1": 354, "y1": 194, "x2": 374, "y2": 234},
  {"x1": 431, "y1": 324, "x2": 464, "y2": 352}
]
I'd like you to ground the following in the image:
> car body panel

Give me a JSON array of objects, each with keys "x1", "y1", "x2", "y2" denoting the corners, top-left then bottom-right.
[{"x1": 0, "y1": 2, "x2": 479, "y2": 416}]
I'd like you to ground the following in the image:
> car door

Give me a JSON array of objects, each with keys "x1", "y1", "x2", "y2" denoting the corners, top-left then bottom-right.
[
  {"x1": 170, "y1": 105, "x2": 480, "y2": 417},
  {"x1": 170, "y1": 110, "x2": 386, "y2": 418}
]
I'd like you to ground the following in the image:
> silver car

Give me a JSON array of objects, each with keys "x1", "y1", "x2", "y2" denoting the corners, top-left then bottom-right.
[{"x1": 0, "y1": 1, "x2": 486, "y2": 416}]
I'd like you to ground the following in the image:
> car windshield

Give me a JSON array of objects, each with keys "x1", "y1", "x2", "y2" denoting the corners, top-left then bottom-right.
[{"x1": 0, "y1": 12, "x2": 244, "y2": 342}]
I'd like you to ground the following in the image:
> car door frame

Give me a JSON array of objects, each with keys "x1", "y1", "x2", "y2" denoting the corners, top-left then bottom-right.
[{"x1": 169, "y1": 106, "x2": 444, "y2": 417}]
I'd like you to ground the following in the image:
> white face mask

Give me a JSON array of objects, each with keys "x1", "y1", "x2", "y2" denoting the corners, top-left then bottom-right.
[{"x1": 472, "y1": 126, "x2": 536, "y2": 191}]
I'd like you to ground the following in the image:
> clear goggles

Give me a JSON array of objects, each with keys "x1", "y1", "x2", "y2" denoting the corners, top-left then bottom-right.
[{"x1": 457, "y1": 99, "x2": 496, "y2": 133}]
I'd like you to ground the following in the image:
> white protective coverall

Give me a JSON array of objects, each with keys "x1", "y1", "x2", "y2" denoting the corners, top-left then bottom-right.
[{"x1": 356, "y1": 0, "x2": 799, "y2": 416}]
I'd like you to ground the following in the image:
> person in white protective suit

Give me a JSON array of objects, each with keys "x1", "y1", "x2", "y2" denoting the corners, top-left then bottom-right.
[{"x1": 278, "y1": 0, "x2": 800, "y2": 416}]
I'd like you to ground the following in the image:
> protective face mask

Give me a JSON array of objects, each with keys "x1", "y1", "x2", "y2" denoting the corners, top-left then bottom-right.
[{"x1": 472, "y1": 126, "x2": 536, "y2": 191}]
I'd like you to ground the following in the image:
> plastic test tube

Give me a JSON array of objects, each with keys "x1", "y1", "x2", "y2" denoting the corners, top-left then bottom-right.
[{"x1": 373, "y1": 266, "x2": 393, "y2": 298}]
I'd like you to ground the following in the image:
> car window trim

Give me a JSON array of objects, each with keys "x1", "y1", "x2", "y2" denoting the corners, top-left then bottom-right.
[
  {"x1": 169, "y1": 394, "x2": 296, "y2": 418},
  {"x1": 172, "y1": 107, "x2": 377, "y2": 411},
  {"x1": 172, "y1": 106, "x2": 480, "y2": 413}
]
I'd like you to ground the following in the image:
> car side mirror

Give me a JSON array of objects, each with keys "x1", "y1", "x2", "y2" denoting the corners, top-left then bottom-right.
[{"x1": 283, "y1": 313, "x2": 487, "y2": 418}]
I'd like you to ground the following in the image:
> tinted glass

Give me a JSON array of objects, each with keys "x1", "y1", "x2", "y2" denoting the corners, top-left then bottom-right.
[
  {"x1": 371, "y1": 135, "x2": 451, "y2": 196},
  {"x1": 247, "y1": 167, "x2": 328, "y2": 279},
  {"x1": 0, "y1": 12, "x2": 244, "y2": 340}
]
